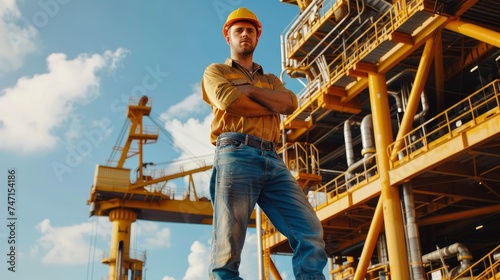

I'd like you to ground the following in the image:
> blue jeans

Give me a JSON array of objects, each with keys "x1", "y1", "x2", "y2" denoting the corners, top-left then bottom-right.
[{"x1": 209, "y1": 132, "x2": 327, "y2": 280}]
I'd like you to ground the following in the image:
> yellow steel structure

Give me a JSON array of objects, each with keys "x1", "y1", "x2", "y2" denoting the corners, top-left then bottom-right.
[{"x1": 88, "y1": 0, "x2": 500, "y2": 279}]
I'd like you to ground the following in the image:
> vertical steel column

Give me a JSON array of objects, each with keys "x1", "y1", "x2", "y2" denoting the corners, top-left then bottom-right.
[
  {"x1": 108, "y1": 209, "x2": 137, "y2": 280},
  {"x1": 368, "y1": 72, "x2": 410, "y2": 279}
]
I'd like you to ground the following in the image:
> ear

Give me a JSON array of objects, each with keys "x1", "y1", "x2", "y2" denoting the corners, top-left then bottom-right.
[{"x1": 225, "y1": 35, "x2": 230, "y2": 45}]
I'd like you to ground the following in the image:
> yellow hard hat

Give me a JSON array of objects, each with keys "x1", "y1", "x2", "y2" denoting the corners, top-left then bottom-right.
[{"x1": 222, "y1": 7, "x2": 262, "y2": 38}]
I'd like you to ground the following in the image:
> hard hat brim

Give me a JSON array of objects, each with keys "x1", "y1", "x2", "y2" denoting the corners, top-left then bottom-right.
[{"x1": 223, "y1": 19, "x2": 262, "y2": 38}]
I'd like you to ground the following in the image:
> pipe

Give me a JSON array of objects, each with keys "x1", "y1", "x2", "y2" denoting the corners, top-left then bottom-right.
[
  {"x1": 345, "y1": 115, "x2": 375, "y2": 186},
  {"x1": 422, "y1": 243, "x2": 472, "y2": 278},
  {"x1": 256, "y1": 206, "x2": 264, "y2": 280},
  {"x1": 282, "y1": 0, "x2": 327, "y2": 69},
  {"x1": 414, "y1": 88, "x2": 429, "y2": 121},
  {"x1": 287, "y1": 0, "x2": 363, "y2": 74},
  {"x1": 360, "y1": 114, "x2": 375, "y2": 156},
  {"x1": 402, "y1": 182, "x2": 425, "y2": 280},
  {"x1": 344, "y1": 120, "x2": 355, "y2": 167},
  {"x1": 377, "y1": 233, "x2": 388, "y2": 263},
  {"x1": 328, "y1": 258, "x2": 334, "y2": 280},
  {"x1": 494, "y1": 252, "x2": 500, "y2": 262},
  {"x1": 388, "y1": 90, "x2": 403, "y2": 113},
  {"x1": 386, "y1": 69, "x2": 429, "y2": 122}
]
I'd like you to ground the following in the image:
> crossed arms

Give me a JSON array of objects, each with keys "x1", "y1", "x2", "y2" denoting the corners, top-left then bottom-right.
[{"x1": 202, "y1": 64, "x2": 298, "y2": 117}]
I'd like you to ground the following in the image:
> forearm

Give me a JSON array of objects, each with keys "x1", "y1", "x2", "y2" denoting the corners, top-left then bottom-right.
[
  {"x1": 226, "y1": 94, "x2": 276, "y2": 117},
  {"x1": 238, "y1": 85, "x2": 297, "y2": 115}
]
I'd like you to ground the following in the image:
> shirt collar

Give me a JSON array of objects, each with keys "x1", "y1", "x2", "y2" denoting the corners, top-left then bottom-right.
[{"x1": 225, "y1": 58, "x2": 264, "y2": 74}]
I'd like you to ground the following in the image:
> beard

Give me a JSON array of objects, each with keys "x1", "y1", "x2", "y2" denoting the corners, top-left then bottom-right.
[
  {"x1": 230, "y1": 40, "x2": 256, "y2": 57},
  {"x1": 238, "y1": 45, "x2": 255, "y2": 56}
]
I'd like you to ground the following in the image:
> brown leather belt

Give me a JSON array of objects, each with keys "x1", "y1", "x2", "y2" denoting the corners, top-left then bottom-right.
[{"x1": 217, "y1": 134, "x2": 276, "y2": 151}]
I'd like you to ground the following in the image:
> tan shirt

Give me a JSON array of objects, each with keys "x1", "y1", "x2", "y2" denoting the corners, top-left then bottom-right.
[{"x1": 202, "y1": 58, "x2": 298, "y2": 145}]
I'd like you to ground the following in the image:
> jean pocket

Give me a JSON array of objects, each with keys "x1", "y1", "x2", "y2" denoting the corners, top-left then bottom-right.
[{"x1": 217, "y1": 139, "x2": 244, "y2": 152}]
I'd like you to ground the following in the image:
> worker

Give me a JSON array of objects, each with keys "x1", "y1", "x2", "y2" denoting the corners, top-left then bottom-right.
[{"x1": 201, "y1": 7, "x2": 327, "y2": 279}]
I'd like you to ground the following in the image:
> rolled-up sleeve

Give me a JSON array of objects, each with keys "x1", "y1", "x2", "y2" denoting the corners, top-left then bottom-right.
[{"x1": 202, "y1": 63, "x2": 241, "y2": 110}]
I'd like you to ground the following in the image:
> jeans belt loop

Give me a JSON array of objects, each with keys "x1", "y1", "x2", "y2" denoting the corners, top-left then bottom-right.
[{"x1": 245, "y1": 134, "x2": 250, "y2": 146}]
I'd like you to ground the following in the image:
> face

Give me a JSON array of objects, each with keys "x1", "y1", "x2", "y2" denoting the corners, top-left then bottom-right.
[{"x1": 226, "y1": 21, "x2": 258, "y2": 56}]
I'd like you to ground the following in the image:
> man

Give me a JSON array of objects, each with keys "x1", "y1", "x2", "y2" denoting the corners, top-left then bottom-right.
[{"x1": 201, "y1": 7, "x2": 327, "y2": 279}]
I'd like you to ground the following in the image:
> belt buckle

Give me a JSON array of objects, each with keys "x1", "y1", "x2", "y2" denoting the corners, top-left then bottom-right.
[{"x1": 261, "y1": 140, "x2": 274, "y2": 151}]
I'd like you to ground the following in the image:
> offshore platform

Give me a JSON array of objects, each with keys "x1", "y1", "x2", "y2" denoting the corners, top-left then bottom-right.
[{"x1": 87, "y1": 0, "x2": 500, "y2": 279}]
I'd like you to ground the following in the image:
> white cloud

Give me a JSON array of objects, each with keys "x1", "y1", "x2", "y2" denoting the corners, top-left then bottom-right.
[
  {"x1": 133, "y1": 221, "x2": 172, "y2": 250},
  {"x1": 33, "y1": 217, "x2": 172, "y2": 266},
  {"x1": 163, "y1": 115, "x2": 213, "y2": 198},
  {"x1": 0, "y1": 0, "x2": 39, "y2": 73},
  {"x1": 160, "y1": 84, "x2": 207, "y2": 122},
  {"x1": 33, "y1": 218, "x2": 111, "y2": 265},
  {"x1": 183, "y1": 240, "x2": 209, "y2": 280},
  {"x1": 0, "y1": 48, "x2": 127, "y2": 153},
  {"x1": 239, "y1": 233, "x2": 258, "y2": 278},
  {"x1": 169, "y1": 233, "x2": 259, "y2": 280},
  {"x1": 160, "y1": 88, "x2": 214, "y2": 198},
  {"x1": 165, "y1": 115, "x2": 213, "y2": 157}
]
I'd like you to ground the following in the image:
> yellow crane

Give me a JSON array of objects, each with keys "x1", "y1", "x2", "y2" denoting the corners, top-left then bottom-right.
[
  {"x1": 88, "y1": 0, "x2": 500, "y2": 279},
  {"x1": 87, "y1": 96, "x2": 215, "y2": 279}
]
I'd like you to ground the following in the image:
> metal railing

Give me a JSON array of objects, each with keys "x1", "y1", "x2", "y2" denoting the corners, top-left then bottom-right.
[
  {"x1": 285, "y1": 0, "x2": 425, "y2": 114},
  {"x1": 388, "y1": 79, "x2": 500, "y2": 168},
  {"x1": 128, "y1": 95, "x2": 152, "y2": 107},
  {"x1": 425, "y1": 244, "x2": 500, "y2": 280},
  {"x1": 139, "y1": 154, "x2": 213, "y2": 199},
  {"x1": 132, "y1": 124, "x2": 159, "y2": 137},
  {"x1": 366, "y1": 263, "x2": 390, "y2": 280},
  {"x1": 101, "y1": 248, "x2": 146, "y2": 263},
  {"x1": 285, "y1": 0, "x2": 346, "y2": 59},
  {"x1": 284, "y1": 142, "x2": 321, "y2": 176},
  {"x1": 263, "y1": 152, "x2": 379, "y2": 238},
  {"x1": 308, "y1": 153, "x2": 378, "y2": 211}
]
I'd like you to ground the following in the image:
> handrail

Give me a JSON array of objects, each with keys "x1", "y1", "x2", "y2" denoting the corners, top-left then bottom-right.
[
  {"x1": 263, "y1": 152, "x2": 379, "y2": 238},
  {"x1": 424, "y1": 244, "x2": 500, "y2": 279},
  {"x1": 132, "y1": 124, "x2": 159, "y2": 136},
  {"x1": 102, "y1": 248, "x2": 146, "y2": 262},
  {"x1": 325, "y1": 0, "x2": 423, "y2": 88},
  {"x1": 284, "y1": 0, "x2": 425, "y2": 115},
  {"x1": 285, "y1": 0, "x2": 353, "y2": 69},
  {"x1": 284, "y1": 142, "x2": 320, "y2": 176},
  {"x1": 366, "y1": 262, "x2": 390, "y2": 280},
  {"x1": 387, "y1": 79, "x2": 500, "y2": 168},
  {"x1": 265, "y1": 78, "x2": 500, "y2": 240},
  {"x1": 308, "y1": 153, "x2": 378, "y2": 211},
  {"x1": 143, "y1": 155, "x2": 213, "y2": 180},
  {"x1": 128, "y1": 95, "x2": 152, "y2": 107}
]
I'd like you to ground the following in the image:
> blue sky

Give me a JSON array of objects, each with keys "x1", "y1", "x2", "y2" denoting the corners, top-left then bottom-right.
[{"x1": 0, "y1": 1, "x2": 306, "y2": 279}]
